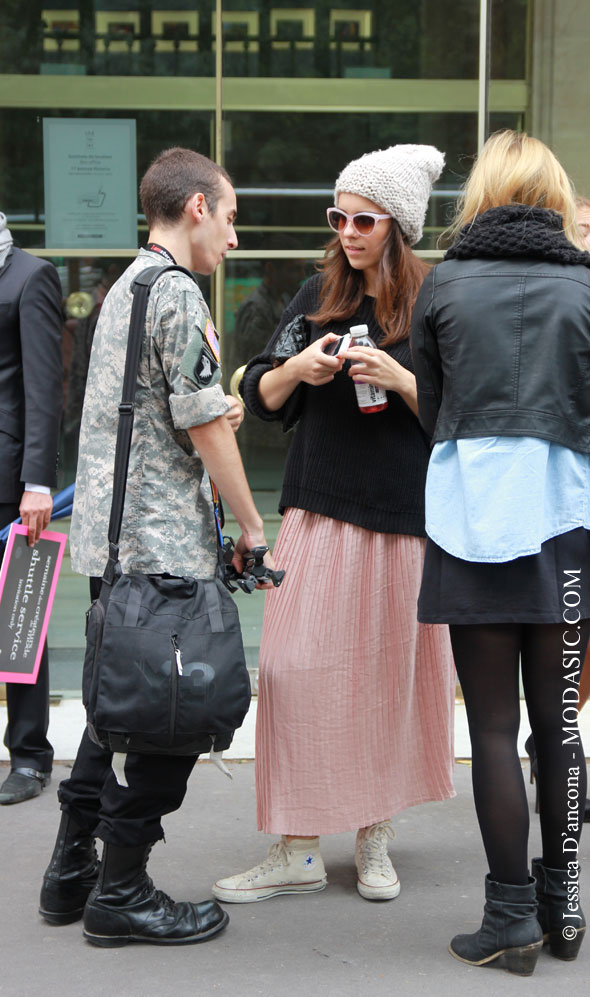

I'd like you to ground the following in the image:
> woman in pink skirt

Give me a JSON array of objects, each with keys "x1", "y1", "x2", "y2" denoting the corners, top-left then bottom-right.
[{"x1": 213, "y1": 145, "x2": 456, "y2": 904}]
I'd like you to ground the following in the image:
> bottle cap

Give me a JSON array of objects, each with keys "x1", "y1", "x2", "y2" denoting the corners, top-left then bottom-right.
[{"x1": 349, "y1": 324, "x2": 369, "y2": 337}]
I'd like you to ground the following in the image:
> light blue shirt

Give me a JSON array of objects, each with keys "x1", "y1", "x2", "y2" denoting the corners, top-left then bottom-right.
[{"x1": 425, "y1": 437, "x2": 590, "y2": 562}]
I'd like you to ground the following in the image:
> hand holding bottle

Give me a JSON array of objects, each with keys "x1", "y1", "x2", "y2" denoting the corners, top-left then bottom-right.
[
  {"x1": 343, "y1": 345, "x2": 413, "y2": 393},
  {"x1": 340, "y1": 325, "x2": 388, "y2": 413},
  {"x1": 341, "y1": 325, "x2": 418, "y2": 415}
]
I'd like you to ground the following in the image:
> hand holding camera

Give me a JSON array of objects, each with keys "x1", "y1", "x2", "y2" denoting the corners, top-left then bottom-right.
[
  {"x1": 222, "y1": 537, "x2": 285, "y2": 593},
  {"x1": 286, "y1": 333, "x2": 344, "y2": 386}
]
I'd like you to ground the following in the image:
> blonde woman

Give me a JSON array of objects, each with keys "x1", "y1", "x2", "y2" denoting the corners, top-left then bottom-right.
[
  {"x1": 525, "y1": 194, "x2": 590, "y2": 827},
  {"x1": 411, "y1": 130, "x2": 589, "y2": 975}
]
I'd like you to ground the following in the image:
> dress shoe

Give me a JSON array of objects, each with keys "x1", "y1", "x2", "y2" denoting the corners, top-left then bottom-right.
[{"x1": 0, "y1": 767, "x2": 51, "y2": 805}]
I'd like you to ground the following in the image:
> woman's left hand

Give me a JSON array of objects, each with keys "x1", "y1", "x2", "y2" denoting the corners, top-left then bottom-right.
[
  {"x1": 341, "y1": 345, "x2": 409, "y2": 391},
  {"x1": 225, "y1": 394, "x2": 245, "y2": 432},
  {"x1": 341, "y1": 345, "x2": 419, "y2": 415}
]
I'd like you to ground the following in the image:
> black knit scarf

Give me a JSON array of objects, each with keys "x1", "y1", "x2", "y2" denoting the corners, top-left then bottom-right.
[{"x1": 444, "y1": 205, "x2": 590, "y2": 268}]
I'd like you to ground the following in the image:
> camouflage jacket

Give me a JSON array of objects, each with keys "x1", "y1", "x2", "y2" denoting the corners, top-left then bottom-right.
[{"x1": 69, "y1": 248, "x2": 230, "y2": 578}]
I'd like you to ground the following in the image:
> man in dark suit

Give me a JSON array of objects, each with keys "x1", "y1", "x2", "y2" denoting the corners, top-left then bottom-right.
[{"x1": 0, "y1": 213, "x2": 63, "y2": 805}]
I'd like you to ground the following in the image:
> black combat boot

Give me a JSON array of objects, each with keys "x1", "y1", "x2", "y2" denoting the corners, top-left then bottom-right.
[
  {"x1": 83, "y1": 842, "x2": 229, "y2": 947},
  {"x1": 39, "y1": 812, "x2": 100, "y2": 925},
  {"x1": 449, "y1": 875, "x2": 543, "y2": 975},
  {"x1": 532, "y1": 857, "x2": 586, "y2": 960}
]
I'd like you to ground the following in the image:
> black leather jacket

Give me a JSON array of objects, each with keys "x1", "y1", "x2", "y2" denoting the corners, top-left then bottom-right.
[{"x1": 410, "y1": 256, "x2": 590, "y2": 452}]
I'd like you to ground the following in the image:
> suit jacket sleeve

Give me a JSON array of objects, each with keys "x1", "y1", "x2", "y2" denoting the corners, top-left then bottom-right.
[
  {"x1": 410, "y1": 267, "x2": 443, "y2": 439},
  {"x1": 19, "y1": 261, "x2": 64, "y2": 487}
]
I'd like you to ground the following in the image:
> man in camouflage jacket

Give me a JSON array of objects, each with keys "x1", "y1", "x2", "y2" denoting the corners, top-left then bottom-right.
[{"x1": 39, "y1": 148, "x2": 273, "y2": 947}]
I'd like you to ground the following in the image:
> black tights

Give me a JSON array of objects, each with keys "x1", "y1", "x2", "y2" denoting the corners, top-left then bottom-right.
[{"x1": 450, "y1": 621, "x2": 588, "y2": 885}]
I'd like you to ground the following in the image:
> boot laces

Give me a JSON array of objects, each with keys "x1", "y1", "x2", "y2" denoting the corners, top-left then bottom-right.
[
  {"x1": 358, "y1": 821, "x2": 395, "y2": 875},
  {"x1": 244, "y1": 839, "x2": 291, "y2": 881},
  {"x1": 152, "y1": 887, "x2": 176, "y2": 915}
]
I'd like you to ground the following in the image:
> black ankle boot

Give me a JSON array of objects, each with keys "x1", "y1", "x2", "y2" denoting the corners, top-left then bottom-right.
[
  {"x1": 83, "y1": 842, "x2": 229, "y2": 947},
  {"x1": 39, "y1": 812, "x2": 100, "y2": 925},
  {"x1": 532, "y1": 857, "x2": 586, "y2": 960},
  {"x1": 449, "y1": 875, "x2": 543, "y2": 975}
]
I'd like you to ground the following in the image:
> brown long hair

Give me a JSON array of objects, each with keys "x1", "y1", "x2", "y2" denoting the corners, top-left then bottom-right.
[{"x1": 309, "y1": 221, "x2": 429, "y2": 345}]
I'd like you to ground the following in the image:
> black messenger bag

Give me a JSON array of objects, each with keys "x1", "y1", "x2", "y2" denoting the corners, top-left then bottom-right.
[{"x1": 82, "y1": 265, "x2": 250, "y2": 756}]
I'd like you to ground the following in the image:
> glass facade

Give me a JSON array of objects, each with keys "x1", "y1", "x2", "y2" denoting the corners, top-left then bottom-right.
[{"x1": 1, "y1": 1, "x2": 588, "y2": 688}]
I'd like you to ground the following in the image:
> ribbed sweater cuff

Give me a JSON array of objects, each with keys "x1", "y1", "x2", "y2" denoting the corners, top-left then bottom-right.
[{"x1": 240, "y1": 362, "x2": 283, "y2": 423}]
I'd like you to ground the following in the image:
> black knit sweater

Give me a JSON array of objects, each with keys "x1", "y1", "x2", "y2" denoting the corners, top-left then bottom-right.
[{"x1": 240, "y1": 273, "x2": 431, "y2": 536}]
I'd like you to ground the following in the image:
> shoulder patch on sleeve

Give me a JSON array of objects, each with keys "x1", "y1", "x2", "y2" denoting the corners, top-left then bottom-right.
[
  {"x1": 179, "y1": 328, "x2": 221, "y2": 388},
  {"x1": 203, "y1": 318, "x2": 221, "y2": 362}
]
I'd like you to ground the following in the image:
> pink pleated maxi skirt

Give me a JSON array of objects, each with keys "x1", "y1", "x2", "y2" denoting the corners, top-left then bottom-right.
[{"x1": 256, "y1": 509, "x2": 456, "y2": 836}]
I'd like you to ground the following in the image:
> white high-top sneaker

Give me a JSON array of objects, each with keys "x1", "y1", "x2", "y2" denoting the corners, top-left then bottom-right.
[
  {"x1": 212, "y1": 837, "x2": 327, "y2": 903},
  {"x1": 355, "y1": 820, "x2": 400, "y2": 901}
]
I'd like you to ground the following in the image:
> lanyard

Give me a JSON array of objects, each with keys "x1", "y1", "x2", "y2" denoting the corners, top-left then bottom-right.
[
  {"x1": 210, "y1": 480, "x2": 225, "y2": 544},
  {"x1": 146, "y1": 242, "x2": 176, "y2": 264}
]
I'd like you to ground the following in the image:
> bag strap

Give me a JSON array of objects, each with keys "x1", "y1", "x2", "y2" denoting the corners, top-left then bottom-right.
[{"x1": 103, "y1": 263, "x2": 197, "y2": 582}]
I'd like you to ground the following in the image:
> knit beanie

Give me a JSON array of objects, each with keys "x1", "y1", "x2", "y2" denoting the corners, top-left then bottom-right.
[
  {"x1": 0, "y1": 212, "x2": 13, "y2": 267},
  {"x1": 334, "y1": 144, "x2": 445, "y2": 245}
]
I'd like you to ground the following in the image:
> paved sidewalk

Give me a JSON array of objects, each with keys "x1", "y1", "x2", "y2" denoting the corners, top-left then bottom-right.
[{"x1": 0, "y1": 761, "x2": 588, "y2": 997}]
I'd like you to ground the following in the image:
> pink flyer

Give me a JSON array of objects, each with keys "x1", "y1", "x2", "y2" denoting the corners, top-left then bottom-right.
[{"x1": 0, "y1": 524, "x2": 67, "y2": 684}]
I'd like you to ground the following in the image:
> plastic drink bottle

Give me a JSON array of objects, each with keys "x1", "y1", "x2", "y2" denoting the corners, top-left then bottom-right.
[{"x1": 349, "y1": 324, "x2": 388, "y2": 413}]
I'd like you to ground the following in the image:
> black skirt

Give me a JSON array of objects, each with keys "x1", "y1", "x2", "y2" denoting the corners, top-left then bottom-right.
[{"x1": 418, "y1": 527, "x2": 590, "y2": 625}]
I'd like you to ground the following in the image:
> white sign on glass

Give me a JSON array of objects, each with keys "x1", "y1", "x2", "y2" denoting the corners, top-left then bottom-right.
[{"x1": 43, "y1": 118, "x2": 137, "y2": 248}]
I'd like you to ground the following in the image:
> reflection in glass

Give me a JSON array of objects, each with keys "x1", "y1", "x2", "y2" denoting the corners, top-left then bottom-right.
[
  {"x1": 221, "y1": 0, "x2": 484, "y2": 80},
  {"x1": 2, "y1": 2, "x2": 531, "y2": 80},
  {"x1": 1, "y1": 1, "x2": 216, "y2": 77},
  {"x1": 59, "y1": 257, "x2": 129, "y2": 483},
  {"x1": 223, "y1": 249, "x2": 312, "y2": 488}
]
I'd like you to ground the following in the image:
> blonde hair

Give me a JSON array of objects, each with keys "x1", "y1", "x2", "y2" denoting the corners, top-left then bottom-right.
[{"x1": 445, "y1": 130, "x2": 583, "y2": 249}]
